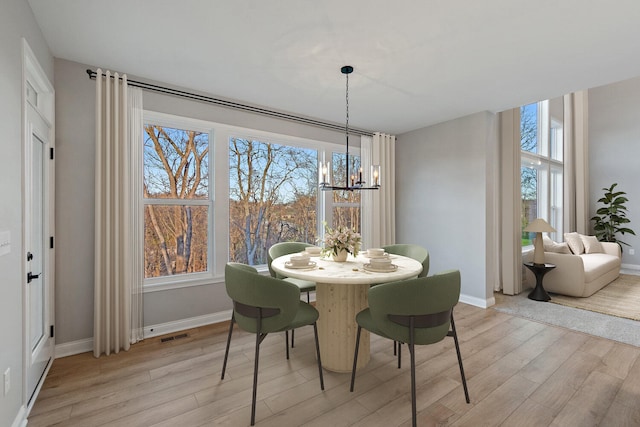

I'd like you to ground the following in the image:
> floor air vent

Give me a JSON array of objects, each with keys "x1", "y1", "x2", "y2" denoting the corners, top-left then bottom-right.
[{"x1": 161, "y1": 333, "x2": 189, "y2": 343}]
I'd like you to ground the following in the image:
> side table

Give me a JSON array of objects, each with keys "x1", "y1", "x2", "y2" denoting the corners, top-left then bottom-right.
[{"x1": 524, "y1": 262, "x2": 556, "y2": 301}]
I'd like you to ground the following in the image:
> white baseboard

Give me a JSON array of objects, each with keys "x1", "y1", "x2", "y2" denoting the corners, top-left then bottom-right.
[
  {"x1": 11, "y1": 405, "x2": 27, "y2": 427},
  {"x1": 54, "y1": 311, "x2": 234, "y2": 358},
  {"x1": 621, "y1": 263, "x2": 640, "y2": 271},
  {"x1": 460, "y1": 293, "x2": 494, "y2": 309},
  {"x1": 144, "y1": 310, "x2": 232, "y2": 339},
  {"x1": 55, "y1": 338, "x2": 93, "y2": 358}
]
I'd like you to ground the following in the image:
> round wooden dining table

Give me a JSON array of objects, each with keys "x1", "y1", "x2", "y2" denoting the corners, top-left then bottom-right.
[{"x1": 271, "y1": 252, "x2": 423, "y2": 373}]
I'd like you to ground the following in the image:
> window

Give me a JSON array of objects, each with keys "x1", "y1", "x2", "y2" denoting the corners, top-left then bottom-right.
[
  {"x1": 228, "y1": 137, "x2": 319, "y2": 265},
  {"x1": 227, "y1": 136, "x2": 362, "y2": 266},
  {"x1": 143, "y1": 120, "x2": 212, "y2": 282},
  {"x1": 142, "y1": 111, "x2": 361, "y2": 286},
  {"x1": 521, "y1": 98, "x2": 564, "y2": 246}
]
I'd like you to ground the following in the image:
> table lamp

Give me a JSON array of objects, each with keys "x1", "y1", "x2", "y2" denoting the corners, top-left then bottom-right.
[{"x1": 524, "y1": 218, "x2": 556, "y2": 266}]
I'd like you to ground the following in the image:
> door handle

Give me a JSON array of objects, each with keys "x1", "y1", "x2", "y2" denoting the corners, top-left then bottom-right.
[{"x1": 27, "y1": 272, "x2": 40, "y2": 283}]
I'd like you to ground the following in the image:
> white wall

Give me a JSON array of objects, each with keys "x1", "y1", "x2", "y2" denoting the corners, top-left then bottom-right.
[
  {"x1": 0, "y1": 1, "x2": 53, "y2": 425},
  {"x1": 589, "y1": 77, "x2": 640, "y2": 268},
  {"x1": 396, "y1": 112, "x2": 498, "y2": 306}
]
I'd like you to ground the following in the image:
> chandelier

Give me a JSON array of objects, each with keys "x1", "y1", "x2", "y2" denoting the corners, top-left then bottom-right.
[{"x1": 319, "y1": 66, "x2": 381, "y2": 191}]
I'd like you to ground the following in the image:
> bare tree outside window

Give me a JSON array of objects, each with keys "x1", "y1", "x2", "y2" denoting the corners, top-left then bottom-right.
[
  {"x1": 520, "y1": 104, "x2": 538, "y2": 153},
  {"x1": 521, "y1": 104, "x2": 538, "y2": 245},
  {"x1": 229, "y1": 138, "x2": 318, "y2": 265},
  {"x1": 143, "y1": 125, "x2": 210, "y2": 278},
  {"x1": 521, "y1": 103, "x2": 538, "y2": 202}
]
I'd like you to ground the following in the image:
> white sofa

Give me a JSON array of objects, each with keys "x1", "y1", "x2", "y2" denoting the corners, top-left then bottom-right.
[{"x1": 524, "y1": 237, "x2": 621, "y2": 297}]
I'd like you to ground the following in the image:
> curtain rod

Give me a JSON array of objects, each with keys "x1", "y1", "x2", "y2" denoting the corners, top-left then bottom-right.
[{"x1": 86, "y1": 69, "x2": 374, "y2": 137}]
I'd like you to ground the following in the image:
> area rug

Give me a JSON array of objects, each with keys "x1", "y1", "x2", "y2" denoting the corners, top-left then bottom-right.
[
  {"x1": 493, "y1": 286, "x2": 640, "y2": 348},
  {"x1": 549, "y1": 274, "x2": 640, "y2": 321}
]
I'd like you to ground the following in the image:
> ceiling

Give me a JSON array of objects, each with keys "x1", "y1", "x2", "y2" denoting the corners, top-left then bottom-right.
[{"x1": 28, "y1": 0, "x2": 640, "y2": 135}]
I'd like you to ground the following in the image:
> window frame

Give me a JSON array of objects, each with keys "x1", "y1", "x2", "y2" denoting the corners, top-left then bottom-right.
[
  {"x1": 142, "y1": 111, "x2": 216, "y2": 291},
  {"x1": 142, "y1": 111, "x2": 359, "y2": 291},
  {"x1": 520, "y1": 99, "x2": 564, "y2": 249}
]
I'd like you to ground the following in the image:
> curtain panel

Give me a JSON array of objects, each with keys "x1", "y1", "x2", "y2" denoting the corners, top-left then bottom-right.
[
  {"x1": 361, "y1": 132, "x2": 396, "y2": 249},
  {"x1": 94, "y1": 70, "x2": 143, "y2": 357}
]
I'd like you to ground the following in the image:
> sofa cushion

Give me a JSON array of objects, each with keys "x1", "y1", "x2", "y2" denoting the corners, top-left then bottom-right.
[
  {"x1": 564, "y1": 232, "x2": 584, "y2": 255},
  {"x1": 580, "y1": 235, "x2": 604, "y2": 254},
  {"x1": 543, "y1": 236, "x2": 571, "y2": 254},
  {"x1": 580, "y1": 253, "x2": 621, "y2": 283}
]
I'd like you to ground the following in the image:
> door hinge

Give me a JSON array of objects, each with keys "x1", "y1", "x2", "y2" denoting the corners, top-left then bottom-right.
[
  {"x1": 50, "y1": 325, "x2": 54, "y2": 338},
  {"x1": 49, "y1": 147, "x2": 54, "y2": 160},
  {"x1": 50, "y1": 236, "x2": 54, "y2": 249}
]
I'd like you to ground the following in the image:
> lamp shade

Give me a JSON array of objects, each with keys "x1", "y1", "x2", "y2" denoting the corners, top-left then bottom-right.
[{"x1": 524, "y1": 218, "x2": 556, "y2": 233}]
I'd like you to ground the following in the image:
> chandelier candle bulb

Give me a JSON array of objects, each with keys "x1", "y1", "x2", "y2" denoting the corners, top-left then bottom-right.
[
  {"x1": 319, "y1": 161, "x2": 330, "y2": 185},
  {"x1": 371, "y1": 165, "x2": 380, "y2": 187}
]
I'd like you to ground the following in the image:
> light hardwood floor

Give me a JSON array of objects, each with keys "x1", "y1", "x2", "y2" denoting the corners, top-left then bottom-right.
[{"x1": 28, "y1": 302, "x2": 640, "y2": 426}]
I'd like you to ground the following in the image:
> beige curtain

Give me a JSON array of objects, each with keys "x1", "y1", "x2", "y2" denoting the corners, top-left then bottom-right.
[
  {"x1": 129, "y1": 87, "x2": 144, "y2": 345},
  {"x1": 361, "y1": 132, "x2": 396, "y2": 248},
  {"x1": 94, "y1": 70, "x2": 144, "y2": 357},
  {"x1": 498, "y1": 109, "x2": 523, "y2": 294},
  {"x1": 564, "y1": 91, "x2": 590, "y2": 234}
]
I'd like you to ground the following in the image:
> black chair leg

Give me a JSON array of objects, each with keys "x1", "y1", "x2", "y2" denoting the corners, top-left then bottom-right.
[
  {"x1": 409, "y1": 318, "x2": 417, "y2": 427},
  {"x1": 285, "y1": 330, "x2": 290, "y2": 360},
  {"x1": 350, "y1": 325, "x2": 362, "y2": 392},
  {"x1": 291, "y1": 328, "x2": 295, "y2": 348},
  {"x1": 409, "y1": 342, "x2": 417, "y2": 427},
  {"x1": 250, "y1": 329, "x2": 262, "y2": 425},
  {"x1": 306, "y1": 291, "x2": 310, "y2": 303},
  {"x1": 450, "y1": 314, "x2": 470, "y2": 403},
  {"x1": 221, "y1": 314, "x2": 234, "y2": 380},
  {"x1": 312, "y1": 322, "x2": 324, "y2": 390},
  {"x1": 398, "y1": 342, "x2": 402, "y2": 369},
  {"x1": 393, "y1": 340, "x2": 397, "y2": 355}
]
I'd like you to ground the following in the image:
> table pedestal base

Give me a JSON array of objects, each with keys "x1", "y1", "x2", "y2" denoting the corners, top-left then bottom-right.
[{"x1": 316, "y1": 281, "x2": 370, "y2": 373}]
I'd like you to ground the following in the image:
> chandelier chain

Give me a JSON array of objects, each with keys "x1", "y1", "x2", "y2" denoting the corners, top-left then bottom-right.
[{"x1": 345, "y1": 71, "x2": 349, "y2": 138}]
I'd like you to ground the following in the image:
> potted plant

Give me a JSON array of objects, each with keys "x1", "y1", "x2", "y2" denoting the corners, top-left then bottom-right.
[{"x1": 591, "y1": 183, "x2": 636, "y2": 249}]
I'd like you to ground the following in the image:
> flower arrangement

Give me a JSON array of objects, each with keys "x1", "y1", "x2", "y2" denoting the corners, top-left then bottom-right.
[{"x1": 321, "y1": 222, "x2": 361, "y2": 259}]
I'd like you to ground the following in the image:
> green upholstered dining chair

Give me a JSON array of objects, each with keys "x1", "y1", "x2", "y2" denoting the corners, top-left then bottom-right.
[
  {"x1": 382, "y1": 243, "x2": 430, "y2": 358},
  {"x1": 268, "y1": 242, "x2": 317, "y2": 302},
  {"x1": 221, "y1": 262, "x2": 324, "y2": 426},
  {"x1": 349, "y1": 270, "x2": 470, "y2": 427},
  {"x1": 268, "y1": 242, "x2": 318, "y2": 348}
]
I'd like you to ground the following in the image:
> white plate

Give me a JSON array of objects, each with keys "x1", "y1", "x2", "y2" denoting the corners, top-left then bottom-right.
[
  {"x1": 363, "y1": 263, "x2": 398, "y2": 273},
  {"x1": 285, "y1": 261, "x2": 317, "y2": 270}
]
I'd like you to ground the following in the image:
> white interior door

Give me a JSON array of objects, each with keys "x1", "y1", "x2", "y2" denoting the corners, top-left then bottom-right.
[
  {"x1": 23, "y1": 39, "x2": 55, "y2": 410},
  {"x1": 25, "y1": 108, "x2": 54, "y2": 406}
]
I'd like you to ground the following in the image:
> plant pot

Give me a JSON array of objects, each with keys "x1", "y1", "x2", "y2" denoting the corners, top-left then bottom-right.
[{"x1": 332, "y1": 249, "x2": 348, "y2": 262}]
